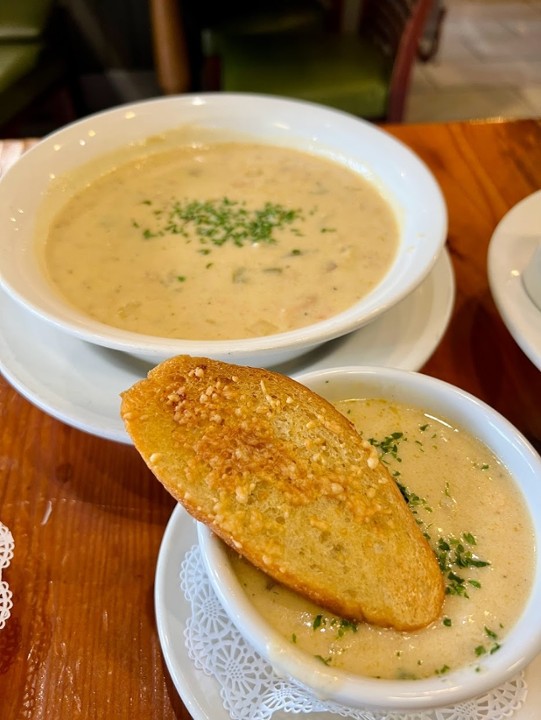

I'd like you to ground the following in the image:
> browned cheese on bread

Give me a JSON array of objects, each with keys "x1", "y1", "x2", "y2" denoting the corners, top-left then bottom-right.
[{"x1": 121, "y1": 355, "x2": 445, "y2": 630}]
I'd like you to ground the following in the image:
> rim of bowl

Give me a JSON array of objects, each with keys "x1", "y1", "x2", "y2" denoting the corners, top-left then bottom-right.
[
  {"x1": 198, "y1": 365, "x2": 541, "y2": 711},
  {"x1": 0, "y1": 93, "x2": 448, "y2": 362}
]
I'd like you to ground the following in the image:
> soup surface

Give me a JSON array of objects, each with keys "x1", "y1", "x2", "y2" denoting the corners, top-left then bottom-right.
[
  {"x1": 40, "y1": 136, "x2": 398, "y2": 340},
  {"x1": 230, "y1": 398, "x2": 534, "y2": 680}
]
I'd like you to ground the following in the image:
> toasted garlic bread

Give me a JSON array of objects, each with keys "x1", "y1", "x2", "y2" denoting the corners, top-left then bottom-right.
[{"x1": 121, "y1": 355, "x2": 444, "y2": 630}]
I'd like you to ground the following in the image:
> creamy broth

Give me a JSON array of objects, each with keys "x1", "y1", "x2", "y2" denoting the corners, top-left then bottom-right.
[
  {"x1": 41, "y1": 138, "x2": 398, "y2": 340},
  {"x1": 230, "y1": 398, "x2": 534, "y2": 680}
]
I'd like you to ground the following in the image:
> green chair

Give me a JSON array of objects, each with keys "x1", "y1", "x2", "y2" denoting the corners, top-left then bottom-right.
[
  {"x1": 0, "y1": 0, "x2": 76, "y2": 135},
  {"x1": 203, "y1": 0, "x2": 433, "y2": 122},
  {"x1": 153, "y1": 0, "x2": 329, "y2": 95}
]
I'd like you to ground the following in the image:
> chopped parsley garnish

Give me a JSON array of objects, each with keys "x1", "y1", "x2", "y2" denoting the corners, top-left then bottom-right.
[
  {"x1": 435, "y1": 664, "x2": 450, "y2": 675},
  {"x1": 475, "y1": 629, "x2": 502, "y2": 657},
  {"x1": 368, "y1": 431, "x2": 404, "y2": 463},
  {"x1": 315, "y1": 655, "x2": 331, "y2": 666},
  {"x1": 311, "y1": 614, "x2": 358, "y2": 638},
  {"x1": 437, "y1": 534, "x2": 490, "y2": 572},
  {"x1": 336, "y1": 618, "x2": 358, "y2": 638},
  {"x1": 436, "y1": 533, "x2": 490, "y2": 597},
  {"x1": 396, "y1": 481, "x2": 433, "y2": 513},
  {"x1": 136, "y1": 197, "x2": 303, "y2": 247}
]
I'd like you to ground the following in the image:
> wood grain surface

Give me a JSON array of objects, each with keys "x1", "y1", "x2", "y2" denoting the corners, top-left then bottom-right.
[{"x1": 0, "y1": 118, "x2": 540, "y2": 720}]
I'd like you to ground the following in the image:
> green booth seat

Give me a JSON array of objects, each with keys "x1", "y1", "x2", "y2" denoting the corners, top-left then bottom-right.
[
  {"x1": 0, "y1": 0, "x2": 77, "y2": 136},
  {"x1": 0, "y1": 3, "x2": 54, "y2": 39},
  {"x1": 203, "y1": 0, "x2": 433, "y2": 123},
  {"x1": 219, "y1": 32, "x2": 391, "y2": 120},
  {"x1": 0, "y1": 42, "x2": 67, "y2": 128}
]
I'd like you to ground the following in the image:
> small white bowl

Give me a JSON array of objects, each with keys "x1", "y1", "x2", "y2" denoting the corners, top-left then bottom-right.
[
  {"x1": 0, "y1": 93, "x2": 446, "y2": 366},
  {"x1": 198, "y1": 365, "x2": 541, "y2": 712}
]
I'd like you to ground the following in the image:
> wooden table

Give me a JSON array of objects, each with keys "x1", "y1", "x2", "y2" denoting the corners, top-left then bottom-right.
[{"x1": 0, "y1": 118, "x2": 540, "y2": 719}]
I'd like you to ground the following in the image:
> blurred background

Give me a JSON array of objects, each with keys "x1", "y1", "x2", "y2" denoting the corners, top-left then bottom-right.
[{"x1": 1, "y1": 0, "x2": 540, "y2": 139}]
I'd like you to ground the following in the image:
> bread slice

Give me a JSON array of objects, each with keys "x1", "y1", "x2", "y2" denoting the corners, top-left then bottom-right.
[{"x1": 121, "y1": 355, "x2": 444, "y2": 630}]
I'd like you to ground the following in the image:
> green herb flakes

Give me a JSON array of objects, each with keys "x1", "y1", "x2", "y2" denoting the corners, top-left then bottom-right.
[
  {"x1": 336, "y1": 619, "x2": 358, "y2": 638},
  {"x1": 435, "y1": 664, "x2": 450, "y2": 675},
  {"x1": 368, "y1": 431, "x2": 404, "y2": 462},
  {"x1": 396, "y1": 482, "x2": 432, "y2": 514},
  {"x1": 315, "y1": 655, "x2": 331, "y2": 666},
  {"x1": 474, "y1": 627, "x2": 502, "y2": 657},
  {"x1": 311, "y1": 614, "x2": 358, "y2": 639},
  {"x1": 137, "y1": 197, "x2": 303, "y2": 247},
  {"x1": 436, "y1": 532, "x2": 490, "y2": 598}
]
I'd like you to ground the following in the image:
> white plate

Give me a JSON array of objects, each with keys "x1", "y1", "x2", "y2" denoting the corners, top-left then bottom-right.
[
  {"x1": 488, "y1": 190, "x2": 541, "y2": 371},
  {"x1": 155, "y1": 504, "x2": 541, "y2": 720},
  {"x1": 0, "y1": 249, "x2": 454, "y2": 444}
]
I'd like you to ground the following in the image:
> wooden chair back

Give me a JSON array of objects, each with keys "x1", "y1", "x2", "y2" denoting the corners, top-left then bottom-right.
[{"x1": 360, "y1": 0, "x2": 433, "y2": 121}]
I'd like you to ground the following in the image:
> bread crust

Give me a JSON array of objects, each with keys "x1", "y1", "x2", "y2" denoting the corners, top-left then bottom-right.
[{"x1": 121, "y1": 355, "x2": 445, "y2": 630}]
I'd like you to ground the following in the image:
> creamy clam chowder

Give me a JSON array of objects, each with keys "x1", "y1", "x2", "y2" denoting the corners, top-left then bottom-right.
[
  {"x1": 229, "y1": 398, "x2": 534, "y2": 680},
  {"x1": 40, "y1": 134, "x2": 398, "y2": 340}
]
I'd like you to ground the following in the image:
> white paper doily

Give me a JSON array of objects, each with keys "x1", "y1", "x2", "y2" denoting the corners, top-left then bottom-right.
[
  {"x1": 180, "y1": 545, "x2": 527, "y2": 720},
  {"x1": 0, "y1": 522, "x2": 14, "y2": 630}
]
